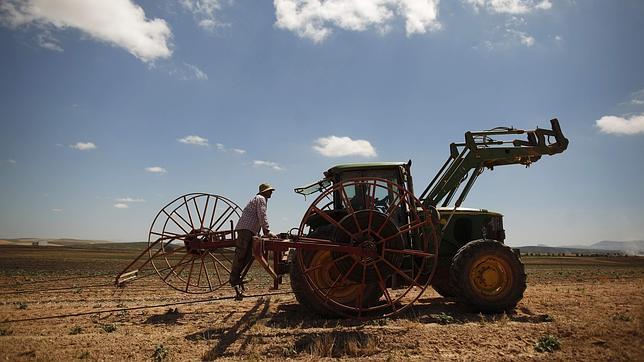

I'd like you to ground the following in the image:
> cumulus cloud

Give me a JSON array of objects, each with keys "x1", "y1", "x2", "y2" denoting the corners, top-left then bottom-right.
[
  {"x1": 0, "y1": 0, "x2": 172, "y2": 62},
  {"x1": 51, "y1": 208, "x2": 63, "y2": 212},
  {"x1": 215, "y1": 143, "x2": 246, "y2": 154},
  {"x1": 274, "y1": 0, "x2": 441, "y2": 43},
  {"x1": 232, "y1": 148, "x2": 246, "y2": 154},
  {"x1": 313, "y1": 136, "x2": 377, "y2": 157},
  {"x1": 70, "y1": 142, "x2": 96, "y2": 151},
  {"x1": 464, "y1": 0, "x2": 552, "y2": 14},
  {"x1": 596, "y1": 114, "x2": 644, "y2": 135},
  {"x1": 115, "y1": 197, "x2": 145, "y2": 203},
  {"x1": 6, "y1": 159, "x2": 17, "y2": 164},
  {"x1": 178, "y1": 135, "x2": 209, "y2": 146},
  {"x1": 215, "y1": 143, "x2": 225, "y2": 151},
  {"x1": 113, "y1": 203, "x2": 129, "y2": 209},
  {"x1": 253, "y1": 160, "x2": 284, "y2": 171},
  {"x1": 145, "y1": 166, "x2": 167, "y2": 174},
  {"x1": 180, "y1": 0, "x2": 228, "y2": 31}
]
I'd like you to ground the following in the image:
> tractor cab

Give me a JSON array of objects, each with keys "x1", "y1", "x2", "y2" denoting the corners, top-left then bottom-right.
[{"x1": 295, "y1": 162, "x2": 413, "y2": 229}]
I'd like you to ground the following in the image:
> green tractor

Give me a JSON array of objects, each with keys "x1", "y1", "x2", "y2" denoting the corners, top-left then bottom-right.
[{"x1": 290, "y1": 119, "x2": 568, "y2": 316}]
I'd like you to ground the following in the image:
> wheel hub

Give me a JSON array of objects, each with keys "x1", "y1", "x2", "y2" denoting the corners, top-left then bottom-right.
[{"x1": 470, "y1": 257, "x2": 510, "y2": 296}]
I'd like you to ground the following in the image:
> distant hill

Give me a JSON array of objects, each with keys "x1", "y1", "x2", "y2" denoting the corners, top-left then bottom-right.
[
  {"x1": 519, "y1": 240, "x2": 644, "y2": 256},
  {"x1": 586, "y1": 240, "x2": 644, "y2": 255}
]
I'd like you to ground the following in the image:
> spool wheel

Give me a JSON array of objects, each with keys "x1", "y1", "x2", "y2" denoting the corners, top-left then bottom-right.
[
  {"x1": 293, "y1": 177, "x2": 440, "y2": 319},
  {"x1": 148, "y1": 193, "x2": 241, "y2": 294}
]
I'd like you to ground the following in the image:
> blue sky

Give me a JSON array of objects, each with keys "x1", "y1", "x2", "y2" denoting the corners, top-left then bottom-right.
[{"x1": 0, "y1": 0, "x2": 643, "y2": 246}]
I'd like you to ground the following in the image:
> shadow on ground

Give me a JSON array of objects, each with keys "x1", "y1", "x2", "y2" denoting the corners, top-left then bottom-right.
[{"x1": 186, "y1": 297, "x2": 271, "y2": 359}]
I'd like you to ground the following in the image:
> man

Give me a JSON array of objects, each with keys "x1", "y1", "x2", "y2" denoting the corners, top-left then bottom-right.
[{"x1": 229, "y1": 183, "x2": 276, "y2": 300}]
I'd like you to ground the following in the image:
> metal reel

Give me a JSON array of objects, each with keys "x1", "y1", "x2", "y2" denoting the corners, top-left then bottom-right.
[
  {"x1": 147, "y1": 193, "x2": 241, "y2": 294},
  {"x1": 295, "y1": 177, "x2": 440, "y2": 319}
]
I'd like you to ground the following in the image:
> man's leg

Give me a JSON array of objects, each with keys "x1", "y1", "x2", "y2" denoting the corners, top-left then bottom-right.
[{"x1": 229, "y1": 229, "x2": 253, "y2": 287}]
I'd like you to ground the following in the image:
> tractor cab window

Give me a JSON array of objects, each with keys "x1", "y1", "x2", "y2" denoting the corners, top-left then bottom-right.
[{"x1": 333, "y1": 168, "x2": 406, "y2": 223}]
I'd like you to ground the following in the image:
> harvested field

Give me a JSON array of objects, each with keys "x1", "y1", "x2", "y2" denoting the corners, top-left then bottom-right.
[{"x1": 0, "y1": 245, "x2": 642, "y2": 361}]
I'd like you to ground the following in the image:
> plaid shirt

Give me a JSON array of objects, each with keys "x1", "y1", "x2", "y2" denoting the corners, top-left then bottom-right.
[{"x1": 235, "y1": 194, "x2": 270, "y2": 236}]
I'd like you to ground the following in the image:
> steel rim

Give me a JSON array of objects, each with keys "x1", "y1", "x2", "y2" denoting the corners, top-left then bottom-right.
[{"x1": 469, "y1": 256, "x2": 512, "y2": 298}]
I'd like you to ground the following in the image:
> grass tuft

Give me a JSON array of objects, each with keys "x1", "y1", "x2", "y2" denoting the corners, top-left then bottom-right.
[
  {"x1": 15, "y1": 301, "x2": 28, "y2": 310},
  {"x1": 613, "y1": 313, "x2": 632, "y2": 322},
  {"x1": 102, "y1": 324, "x2": 117, "y2": 333},
  {"x1": 153, "y1": 344, "x2": 168, "y2": 362},
  {"x1": 535, "y1": 334, "x2": 561, "y2": 353},
  {"x1": 0, "y1": 327, "x2": 13, "y2": 336},
  {"x1": 69, "y1": 326, "x2": 82, "y2": 335}
]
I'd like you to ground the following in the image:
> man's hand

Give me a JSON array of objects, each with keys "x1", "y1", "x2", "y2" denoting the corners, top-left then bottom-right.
[{"x1": 266, "y1": 232, "x2": 276, "y2": 239}]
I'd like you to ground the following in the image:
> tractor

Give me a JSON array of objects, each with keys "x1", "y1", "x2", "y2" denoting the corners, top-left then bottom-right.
[{"x1": 116, "y1": 119, "x2": 568, "y2": 319}]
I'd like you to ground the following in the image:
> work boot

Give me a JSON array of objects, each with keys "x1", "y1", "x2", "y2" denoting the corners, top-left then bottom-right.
[{"x1": 233, "y1": 284, "x2": 244, "y2": 301}]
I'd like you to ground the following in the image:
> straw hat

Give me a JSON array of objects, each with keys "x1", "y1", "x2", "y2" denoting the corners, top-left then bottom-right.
[{"x1": 258, "y1": 183, "x2": 275, "y2": 194}]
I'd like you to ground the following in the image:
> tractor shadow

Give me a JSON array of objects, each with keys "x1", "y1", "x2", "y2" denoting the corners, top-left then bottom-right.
[
  {"x1": 185, "y1": 297, "x2": 271, "y2": 359},
  {"x1": 266, "y1": 297, "x2": 552, "y2": 328},
  {"x1": 397, "y1": 297, "x2": 553, "y2": 324}
]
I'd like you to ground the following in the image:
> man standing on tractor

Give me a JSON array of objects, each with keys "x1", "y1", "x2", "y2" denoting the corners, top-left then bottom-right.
[{"x1": 229, "y1": 183, "x2": 276, "y2": 300}]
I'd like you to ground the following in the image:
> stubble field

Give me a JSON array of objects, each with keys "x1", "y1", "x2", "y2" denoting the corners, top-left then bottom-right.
[{"x1": 0, "y1": 244, "x2": 642, "y2": 361}]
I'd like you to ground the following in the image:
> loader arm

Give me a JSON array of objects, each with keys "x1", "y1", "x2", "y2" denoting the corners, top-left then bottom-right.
[{"x1": 419, "y1": 118, "x2": 569, "y2": 208}]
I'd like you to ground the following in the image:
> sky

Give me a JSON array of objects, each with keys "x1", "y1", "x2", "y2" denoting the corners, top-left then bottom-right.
[{"x1": 0, "y1": 0, "x2": 643, "y2": 246}]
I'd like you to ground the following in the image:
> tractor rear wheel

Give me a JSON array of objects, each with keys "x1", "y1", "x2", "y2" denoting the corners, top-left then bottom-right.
[
  {"x1": 292, "y1": 177, "x2": 440, "y2": 319},
  {"x1": 450, "y1": 239, "x2": 526, "y2": 313},
  {"x1": 289, "y1": 226, "x2": 384, "y2": 318}
]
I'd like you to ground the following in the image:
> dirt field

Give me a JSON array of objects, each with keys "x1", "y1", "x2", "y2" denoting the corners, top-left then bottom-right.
[{"x1": 0, "y1": 245, "x2": 642, "y2": 361}]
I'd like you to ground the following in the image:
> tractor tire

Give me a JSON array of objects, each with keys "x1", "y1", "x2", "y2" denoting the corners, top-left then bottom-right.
[
  {"x1": 289, "y1": 225, "x2": 383, "y2": 318},
  {"x1": 431, "y1": 266, "x2": 456, "y2": 298},
  {"x1": 450, "y1": 239, "x2": 526, "y2": 313}
]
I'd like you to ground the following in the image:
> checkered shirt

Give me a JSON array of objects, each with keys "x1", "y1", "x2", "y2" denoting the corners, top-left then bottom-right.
[{"x1": 235, "y1": 194, "x2": 270, "y2": 236}]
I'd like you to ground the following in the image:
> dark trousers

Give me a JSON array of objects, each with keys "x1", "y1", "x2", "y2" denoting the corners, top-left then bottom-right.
[{"x1": 229, "y1": 229, "x2": 254, "y2": 286}]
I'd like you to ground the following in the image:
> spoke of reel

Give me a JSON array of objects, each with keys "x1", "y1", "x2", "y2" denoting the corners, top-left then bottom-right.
[
  {"x1": 202, "y1": 256, "x2": 213, "y2": 291},
  {"x1": 304, "y1": 253, "x2": 352, "y2": 274},
  {"x1": 322, "y1": 259, "x2": 359, "y2": 300},
  {"x1": 163, "y1": 253, "x2": 192, "y2": 281},
  {"x1": 162, "y1": 209, "x2": 190, "y2": 234},
  {"x1": 185, "y1": 258, "x2": 196, "y2": 292},
  {"x1": 339, "y1": 186, "x2": 362, "y2": 234},
  {"x1": 183, "y1": 196, "x2": 195, "y2": 230},
  {"x1": 373, "y1": 263, "x2": 396, "y2": 312},
  {"x1": 199, "y1": 195, "x2": 209, "y2": 229},
  {"x1": 208, "y1": 251, "x2": 232, "y2": 274},
  {"x1": 210, "y1": 205, "x2": 232, "y2": 230},
  {"x1": 309, "y1": 206, "x2": 354, "y2": 238},
  {"x1": 379, "y1": 257, "x2": 423, "y2": 288},
  {"x1": 208, "y1": 197, "x2": 219, "y2": 231}
]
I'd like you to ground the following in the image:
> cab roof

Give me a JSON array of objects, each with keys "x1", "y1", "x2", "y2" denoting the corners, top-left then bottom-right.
[{"x1": 326, "y1": 162, "x2": 408, "y2": 175}]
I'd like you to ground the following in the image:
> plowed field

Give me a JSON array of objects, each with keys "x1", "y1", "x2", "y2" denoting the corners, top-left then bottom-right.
[{"x1": 1, "y1": 245, "x2": 642, "y2": 361}]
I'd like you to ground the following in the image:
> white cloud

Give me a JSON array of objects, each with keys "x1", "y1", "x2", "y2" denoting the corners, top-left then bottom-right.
[
  {"x1": 115, "y1": 197, "x2": 145, "y2": 203},
  {"x1": 313, "y1": 135, "x2": 377, "y2": 157},
  {"x1": 274, "y1": 0, "x2": 441, "y2": 43},
  {"x1": 507, "y1": 28, "x2": 534, "y2": 47},
  {"x1": 145, "y1": 166, "x2": 167, "y2": 174},
  {"x1": 180, "y1": 0, "x2": 228, "y2": 31},
  {"x1": 169, "y1": 62, "x2": 209, "y2": 81},
  {"x1": 178, "y1": 135, "x2": 209, "y2": 146},
  {"x1": 253, "y1": 160, "x2": 284, "y2": 171},
  {"x1": 0, "y1": 0, "x2": 172, "y2": 62},
  {"x1": 51, "y1": 208, "x2": 63, "y2": 212},
  {"x1": 232, "y1": 148, "x2": 246, "y2": 154},
  {"x1": 7, "y1": 159, "x2": 17, "y2": 164},
  {"x1": 215, "y1": 143, "x2": 225, "y2": 151},
  {"x1": 596, "y1": 114, "x2": 644, "y2": 135},
  {"x1": 629, "y1": 89, "x2": 644, "y2": 105},
  {"x1": 70, "y1": 142, "x2": 96, "y2": 151},
  {"x1": 113, "y1": 203, "x2": 129, "y2": 209},
  {"x1": 36, "y1": 30, "x2": 62, "y2": 51},
  {"x1": 464, "y1": 0, "x2": 552, "y2": 14}
]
